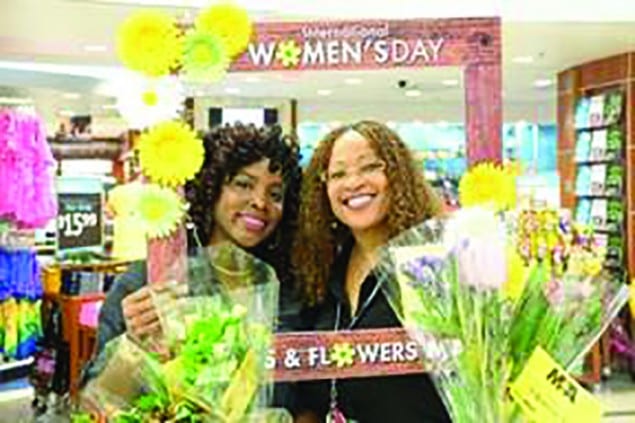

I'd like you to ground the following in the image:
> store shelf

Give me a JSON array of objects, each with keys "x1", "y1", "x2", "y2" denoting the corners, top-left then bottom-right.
[
  {"x1": 575, "y1": 193, "x2": 623, "y2": 200},
  {"x1": 575, "y1": 157, "x2": 623, "y2": 166},
  {"x1": 0, "y1": 357, "x2": 33, "y2": 373},
  {"x1": 576, "y1": 123, "x2": 621, "y2": 132}
]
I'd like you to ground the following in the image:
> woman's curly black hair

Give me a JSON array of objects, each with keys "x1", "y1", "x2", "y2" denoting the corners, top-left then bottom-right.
[{"x1": 184, "y1": 122, "x2": 302, "y2": 287}]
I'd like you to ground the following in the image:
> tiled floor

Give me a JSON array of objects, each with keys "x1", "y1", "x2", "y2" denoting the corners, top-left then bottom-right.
[{"x1": 1, "y1": 377, "x2": 634, "y2": 422}]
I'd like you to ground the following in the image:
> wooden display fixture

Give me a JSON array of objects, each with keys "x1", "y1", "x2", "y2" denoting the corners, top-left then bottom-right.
[
  {"x1": 41, "y1": 260, "x2": 130, "y2": 399},
  {"x1": 558, "y1": 52, "x2": 635, "y2": 385}
]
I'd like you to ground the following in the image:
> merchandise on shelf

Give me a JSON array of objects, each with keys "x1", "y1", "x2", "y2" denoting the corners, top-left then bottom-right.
[
  {"x1": 0, "y1": 242, "x2": 43, "y2": 360},
  {"x1": 573, "y1": 90, "x2": 626, "y2": 278},
  {"x1": 0, "y1": 109, "x2": 57, "y2": 229}
]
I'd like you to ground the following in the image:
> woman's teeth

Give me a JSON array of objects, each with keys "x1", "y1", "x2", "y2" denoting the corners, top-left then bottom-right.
[{"x1": 345, "y1": 195, "x2": 374, "y2": 209}]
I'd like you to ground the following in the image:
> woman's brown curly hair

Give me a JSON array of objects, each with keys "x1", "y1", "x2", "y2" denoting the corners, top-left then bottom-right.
[
  {"x1": 292, "y1": 120, "x2": 443, "y2": 304},
  {"x1": 185, "y1": 122, "x2": 302, "y2": 287}
]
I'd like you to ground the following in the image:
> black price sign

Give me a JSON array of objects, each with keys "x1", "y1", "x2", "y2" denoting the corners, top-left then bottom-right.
[{"x1": 57, "y1": 193, "x2": 103, "y2": 250}]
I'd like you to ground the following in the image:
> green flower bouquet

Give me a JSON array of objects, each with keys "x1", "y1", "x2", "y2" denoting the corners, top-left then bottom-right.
[{"x1": 81, "y1": 244, "x2": 289, "y2": 423}]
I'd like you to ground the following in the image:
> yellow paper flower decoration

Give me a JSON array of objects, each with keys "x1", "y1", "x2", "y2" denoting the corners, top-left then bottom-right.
[
  {"x1": 183, "y1": 30, "x2": 230, "y2": 82},
  {"x1": 276, "y1": 39, "x2": 302, "y2": 68},
  {"x1": 138, "y1": 121, "x2": 204, "y2": 187},
  {"x1": 116, "y1": 10, "x2": 182, "y2": 76},
  {"x1": 459, "y1": 162, "x2": 517, "y2": 211},
  {"x1": 116, "y1": 74, "x2": 184, "y2": 129},
  {"x1": 503, "y1": 246, "x2": 528, "y2": 302},
  {"x1": 195, "y1": 3, "x2": 253, "y2": 57},
  {"x1": 137, "y1": 184, "x2": 187, "y2": 238},
  {"x1": 330, "y1": 343, "x2": 355, "y2": 368},
  {"x1": 108, "y1": 181, "x2": 145, "y2": 216}
]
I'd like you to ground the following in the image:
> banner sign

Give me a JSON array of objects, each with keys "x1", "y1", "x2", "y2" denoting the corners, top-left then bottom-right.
[
  {"x1": 232, "y1": 18, "x2": 500, "y2": 72},
  {"x1": 272, "y1": 328, "x2": 426, "y2": 382}
]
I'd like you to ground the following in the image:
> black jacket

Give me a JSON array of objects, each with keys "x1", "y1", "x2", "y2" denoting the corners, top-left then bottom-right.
[{"x1": 298, "y1": 240, "x2": 450, "y2": 423}]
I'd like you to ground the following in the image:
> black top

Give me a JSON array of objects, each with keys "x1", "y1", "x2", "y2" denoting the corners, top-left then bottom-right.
[{"x1": 299, "y1": 239, "x2": 450, "y2": 423}]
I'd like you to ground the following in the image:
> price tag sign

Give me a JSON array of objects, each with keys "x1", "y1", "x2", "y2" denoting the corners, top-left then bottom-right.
[
  {"x1": 57, "y1": 192, "x2": 103, "y2": 251},
  {"x1": 509, "y1": 347, "x2": 602, "y2": 423}
]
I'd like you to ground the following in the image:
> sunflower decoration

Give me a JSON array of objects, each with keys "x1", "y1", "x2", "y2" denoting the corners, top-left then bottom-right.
[
  {"x1": 276, "y1": 39, "x2": 302, "y2": 68},
  {"x1": 138, "y1": 121, "x2": 204, "y2": 187},
  {"x1": 137, "y1": 184, "x2": 187, "y2": 238},
  {"x1": 458, "y1": 162, "x2": 517, "y2": 212},
  {"x1": 182, "y1": 30, "x2": 230, "y2": 82},
  {"x1": 116, "y1": 10, "x2": 182, "y2": 77},
  {"x1": 330, "y1": 343, "x2": 356, "y2": 368},
  {"x1": 116, "y1": 74, "x2": 184, "y2": 129},
  {"x1": 195, "y1": 3, "x2": 253, "y2": 58}
]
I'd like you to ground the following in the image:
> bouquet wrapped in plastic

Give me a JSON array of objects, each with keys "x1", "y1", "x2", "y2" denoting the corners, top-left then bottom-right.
[
  {"x1": 376, "y1": 206, "x2": 628, "y2": 422},
  {"x1": 80, "y1": 244, "x2": 291, "y2": 423}
]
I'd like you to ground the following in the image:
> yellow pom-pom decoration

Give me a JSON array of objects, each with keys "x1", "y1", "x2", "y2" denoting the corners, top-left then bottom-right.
[
  {"x1": 182, "y1": 30, "x2": 230, "y2": 82},
  {"x1": 459, "y1": 162, "x2": 517, "y2": 212},
  {"x1": 195, "y1": 3, "x2": 253, "y2": 57},
  {"x1": 137, "y1": 184, "x2": 187, "y2": 238},
  {"x1": 116, "y1": 10, "x2": 182, "y2": 76},
  {"x1": 138, "y1": 121, "x2": 204, "y2": 187}
]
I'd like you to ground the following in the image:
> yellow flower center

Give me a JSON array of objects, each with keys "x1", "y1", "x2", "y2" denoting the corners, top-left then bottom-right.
[
  {"x1": 141, "y1": 90, "x2": 159, "y2": 106},
  {"x1": 193, "y1": 44, "x2": 213, "y2": 64}
]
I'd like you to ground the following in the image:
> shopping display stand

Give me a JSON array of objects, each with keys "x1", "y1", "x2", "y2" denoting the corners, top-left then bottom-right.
[
  {"x1": 41, "y1": 260, "x2": 130, "y2": 398},
  {"x1": 558, "y1": 52, "x2": 635, "y2": 384}
]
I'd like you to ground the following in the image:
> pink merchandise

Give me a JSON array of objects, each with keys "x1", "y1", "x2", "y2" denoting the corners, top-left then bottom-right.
[{"x1": 0, "y1": 109, "x2": 57, "y2": 229}]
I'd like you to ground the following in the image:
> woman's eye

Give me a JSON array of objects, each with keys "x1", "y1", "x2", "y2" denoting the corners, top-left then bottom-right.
[
  {"x1": 269, "y1": 190, "x2": 284, "y2": 203},
  {"x1": 232, "y1": 177, "x2": 253, "y2": 190},
  {"x1": 361, "y1": 162, "x2": 384, "y2": 173},
  {"x1": 328, "y1": 170, "x2": 346, "y2": 180}
]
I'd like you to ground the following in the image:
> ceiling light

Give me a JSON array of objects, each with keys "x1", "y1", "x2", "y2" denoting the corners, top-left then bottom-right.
[
  {"x1": 405, "y1": 89, "x2": 421, "y2": 97},
  {"x1": 441, "y1": 79, "x2": 459, "y2": 87},
  {"x1": 513, "y1": 56, "x2": 534, "y2": 64},
  {"x1": 533, "y1": 79, "x2": 553, "y2": 88},
  {"x1": 386, "y1": 121, "x2": 397, "y2": 129},
  {"x1": 63, "y1": 92, "x2": 81, "y2": 100},
  {"x1": 224, "y1": 87, "x2": 241, "y2": 95},
  {"x1": 437, "y1": 120, "x2": 449, "y2": 128},
  {"x1": 58, "y1": 109, "x2": 76, "y2": 117},
  {"x1": 317, "y1": 89, "x2": 332, "y2": 96},
  {"x1": 344, "y1": 78, "x2": 362, "y2": 85},
  {"x1": 245, "y1": 76, "x2": 261, "y2": 83},
  {"x1": 101, "y1": 104, "x2": 117, "y2": 110},
  {"x1": 0, "y1": 97, "x2": 32, "y2": 105},
  {"x1": 83, "y1": 44, "x2": 107, "y2": 52}
]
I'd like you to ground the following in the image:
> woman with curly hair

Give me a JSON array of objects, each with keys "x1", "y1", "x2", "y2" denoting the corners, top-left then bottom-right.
[
  {"x1": 293, "y1": 120, "x2": 450, "y2": 423},
  {"x1": 83, "y1": 123, "x2": 302, "y2": 405}
]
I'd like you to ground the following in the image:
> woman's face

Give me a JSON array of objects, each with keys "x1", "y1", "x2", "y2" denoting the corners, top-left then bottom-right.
[
  {"x1": 325, "y1": 130, "x2": 390, "y2": 234},
  {"x1": 211, "y1": 159, "x2": 284, "y2": 248}
]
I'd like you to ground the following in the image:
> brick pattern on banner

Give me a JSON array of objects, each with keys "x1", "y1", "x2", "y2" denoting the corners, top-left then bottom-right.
[
  {"x1": 232, "y1": 18, "x2": 501, "y2": 72},
  {"x1": 272, "y1": 328, "x2": 426, "y2": 382}
]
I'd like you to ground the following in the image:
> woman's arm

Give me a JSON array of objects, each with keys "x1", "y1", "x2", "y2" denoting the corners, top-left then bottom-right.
[{"x1": 80, "y1": 261, "x2": 147, "y2": 385}]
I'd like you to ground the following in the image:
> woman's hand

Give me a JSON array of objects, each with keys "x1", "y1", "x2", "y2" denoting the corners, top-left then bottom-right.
[{"x1": 121, "y1": 284, "x2": 164, "y2": 342}]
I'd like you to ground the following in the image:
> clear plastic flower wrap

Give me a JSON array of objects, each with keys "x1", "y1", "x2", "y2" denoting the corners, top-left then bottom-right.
[
  {"x1": 81, "y1": 244, "x2": 291, "y2": 423},
  {"x1": 376, "y1": 206, "x2": 628, "y2": 423}
]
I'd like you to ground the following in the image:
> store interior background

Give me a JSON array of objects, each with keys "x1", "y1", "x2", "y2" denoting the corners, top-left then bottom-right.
[{"x1": 1, "y1": 0, "x2": 635, "y2": 421}]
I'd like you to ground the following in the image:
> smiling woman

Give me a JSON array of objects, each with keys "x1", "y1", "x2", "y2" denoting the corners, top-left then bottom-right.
[
  {"x1": 293, "y1": 120, "x2": 448, "y2": 423},
  {"x1": 82, "y1": 122, "x2": 303, "y2": 414}
]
